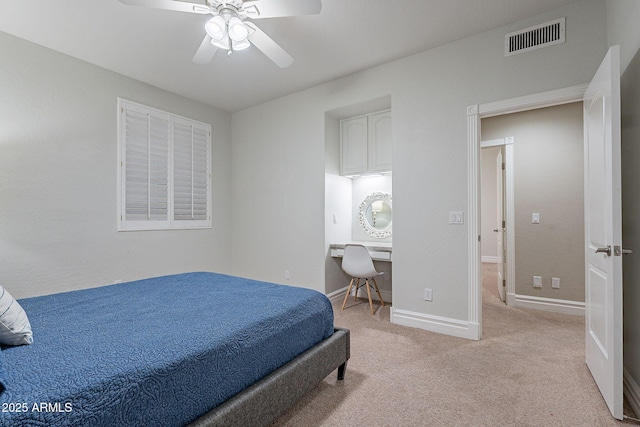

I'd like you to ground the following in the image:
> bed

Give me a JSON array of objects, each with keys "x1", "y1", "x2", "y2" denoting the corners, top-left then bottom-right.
[{"x1": 0, "y1": 272, "x2": 350, "y2": 427}]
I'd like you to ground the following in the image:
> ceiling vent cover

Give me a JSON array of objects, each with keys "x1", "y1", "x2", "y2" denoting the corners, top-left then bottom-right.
[{"x1": 505, "y1": 17, "x2": 565, "y2": 57}]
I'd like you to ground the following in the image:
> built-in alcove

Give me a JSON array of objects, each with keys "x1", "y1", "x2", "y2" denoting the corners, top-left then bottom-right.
[{"x1": 324, "y1": 95, "x2": 393, "y2": 304}]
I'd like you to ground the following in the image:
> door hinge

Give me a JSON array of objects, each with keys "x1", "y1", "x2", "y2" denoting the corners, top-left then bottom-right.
[
  {"x1": 502, "y1": 220, "x2": 506, "y2": 228},
  {"x1": 502, "y1": 162, "x2": 505, "y2": 170},
  {"x1": 502, "y1": 279, "x2": 506, "y2": 287}
]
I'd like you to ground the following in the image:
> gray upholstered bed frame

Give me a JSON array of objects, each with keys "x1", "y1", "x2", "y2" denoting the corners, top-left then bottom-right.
[{"x1": 188, "y1": 327, "x2": 350, "y2": 427}]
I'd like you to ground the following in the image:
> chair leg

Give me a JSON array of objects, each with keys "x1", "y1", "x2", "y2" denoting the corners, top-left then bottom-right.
[
  {"x1": 353, "y1": 278, "x2": 361, "y2": 302},
  {"x1": 341, "y1": 278, "x2": 355, "y2": 310},
  {"x1": 371, "y1": 277, "x2": 385, "y2": 306},
  {"x1": 365, "y1": 279, "x2": 374, "y2": 315}
]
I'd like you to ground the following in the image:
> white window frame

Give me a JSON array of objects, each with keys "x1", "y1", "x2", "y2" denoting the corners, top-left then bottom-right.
[{"x1": 117, "y1": 98, "x2": 212, "y2": 231}]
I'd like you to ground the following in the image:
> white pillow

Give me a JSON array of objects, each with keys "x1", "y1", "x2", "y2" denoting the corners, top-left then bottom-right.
[{"x1": 0, "y1": 286, "x2": 33, "y2": 346}]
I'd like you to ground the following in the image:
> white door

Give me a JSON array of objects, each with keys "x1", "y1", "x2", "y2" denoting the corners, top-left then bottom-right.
[
  {"x1": 584, "y1": 45, "x2": 623, "y2": 420},
  {"x1": 496, "y1": 149, "x2": 506, "y2": 302}
]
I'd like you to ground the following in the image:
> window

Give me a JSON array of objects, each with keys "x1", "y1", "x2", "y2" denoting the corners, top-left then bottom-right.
[{"x1": 117, "y1": 99, "x2": 212, "y2": 231}]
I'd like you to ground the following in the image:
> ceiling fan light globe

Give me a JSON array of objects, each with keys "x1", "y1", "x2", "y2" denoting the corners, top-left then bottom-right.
[
  {"x1": 205, "y1": 16, "x2": 226, "y2": 40},
  {"x1": 228, "y1": 17, "x2": 248, "y2": 41}
]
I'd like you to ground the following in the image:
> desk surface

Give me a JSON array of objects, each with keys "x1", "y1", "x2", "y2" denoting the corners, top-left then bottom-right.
[{"x1": 330, "y1": 242, "x2": 392, "y2": 261}]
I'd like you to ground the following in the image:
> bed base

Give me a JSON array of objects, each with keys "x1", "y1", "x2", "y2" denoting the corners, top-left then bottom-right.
[{"x1": 188, "y1": 327, "x2": 350, "y2": 427}]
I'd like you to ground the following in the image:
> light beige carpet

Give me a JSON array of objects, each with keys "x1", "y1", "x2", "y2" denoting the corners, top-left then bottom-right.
[{"x1": 271, "y1": 264, "x2": 639, "y2": 427}]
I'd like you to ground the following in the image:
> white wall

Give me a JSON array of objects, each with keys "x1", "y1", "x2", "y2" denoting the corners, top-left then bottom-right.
[
  {"x1": 607, "y1": 0, "x2": 640, "y2": 73},
  {"x1": 230, "y1": 0, "x2": 607, "y2": 329},
  {"x1": 324, "y1": 114, "x2": 351, "y2": 295},
  {"x1": 608, "y1": 0, "x2": 640, "y2": 414},
  {"x1": 0, "y1": 33, "x2": 232, "y2": 299},
  {"x1": 621, "y1": 49, "x2": 640, "y2": 418}
]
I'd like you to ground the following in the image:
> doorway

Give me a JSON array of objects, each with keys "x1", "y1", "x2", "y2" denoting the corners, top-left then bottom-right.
[
  {"x1": 481, "y1": 145, "x2": 506, "y2": 301},
  {"x1": 480, "y1": 103, "x2": 584, "y2": 314},
  {"x1": 480, "y1": 138, "x2": 514, "y2": 305},
  {"x1": 467, "y1": 85, "x2": 587, "y2": 341}
]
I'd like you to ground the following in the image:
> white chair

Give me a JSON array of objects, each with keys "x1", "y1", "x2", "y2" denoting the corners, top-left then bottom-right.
[{"x1": 340, "y1": 244, "x2": 386, "y2": 315}]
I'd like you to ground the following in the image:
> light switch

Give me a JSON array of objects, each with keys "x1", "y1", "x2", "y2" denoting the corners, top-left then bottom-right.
[
  {"x1": 532, "y1": 213, "x2": 540, "y2": 224},
  {"x1": 449, "y1": 211, "x2": 464, "y2": 225},
  {"x1": 332, "y1": 213, "x2": 337, "y2": 224}
]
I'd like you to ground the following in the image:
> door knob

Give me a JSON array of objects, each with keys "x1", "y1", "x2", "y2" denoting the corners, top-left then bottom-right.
[
  {"x1": 595, "y1": 245, "x2": 611, "y2": 256},
  {"x1": 493, "y1": 229, "x2": 499, "y2": 233}
]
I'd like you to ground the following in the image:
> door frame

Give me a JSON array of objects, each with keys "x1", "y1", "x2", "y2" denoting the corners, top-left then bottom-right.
[
  {"x1": 467, "y1": 84, "x2": 587, "y2": 340},
  {"x1": 480, "y1": 138, "x2": 515, "y2": 305}
]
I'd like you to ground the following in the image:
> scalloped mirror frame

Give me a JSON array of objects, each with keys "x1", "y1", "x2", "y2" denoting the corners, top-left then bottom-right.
[{"x1": 358, "y1": 192, "x2": 392, "y2": 239}]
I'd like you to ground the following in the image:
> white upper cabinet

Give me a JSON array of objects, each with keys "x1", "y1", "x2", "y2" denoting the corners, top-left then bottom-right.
[
  {"x1": 340, "y1": 116, "x2": 368, "y2": 176},
  {"x1": 368, "y1": 111, "x2": 392, "y2": 173},
  {"x1": 340, "y1": 110, "x2": 392, "y2": 176}
]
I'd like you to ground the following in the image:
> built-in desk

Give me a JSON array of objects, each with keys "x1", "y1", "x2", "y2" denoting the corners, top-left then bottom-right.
[{"x1": 330, "y1": 242, "x2": 392, "y2": 262}]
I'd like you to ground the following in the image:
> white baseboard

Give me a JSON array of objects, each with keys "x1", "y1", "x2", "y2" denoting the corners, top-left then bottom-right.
[
  {"x1": 514, "y1": 294, "x2": 584, "y2": 316},
  {"x1": 624, "y1": 367, "x2": 640, "y2": 418},
  {"x1": 327, "y1": 286, "x2": 392, "y2": 304},
  {"x1": 482, "y1": 256, "x2": 500, "y2": 264},
  {"x1": 390, "y1": 308, "x2": 479, "y2": 340},
  {"x1": 326, "y1": 287, "x2": 347, "y2": 302}
]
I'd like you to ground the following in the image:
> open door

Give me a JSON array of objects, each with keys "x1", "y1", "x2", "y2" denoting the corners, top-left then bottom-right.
[
  {"x1": 496, "y1": 149, "x2": 506, "y2": 302},
  {"x1": 584, "y1": 45, "x2": 623, "y2": 420}
]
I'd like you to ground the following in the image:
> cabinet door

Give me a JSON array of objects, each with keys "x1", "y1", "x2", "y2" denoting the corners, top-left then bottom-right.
[
  {"x1": 341, "y1": 116, "x2": 368, "y2": 176},
  {"x1": 368, "y1": 111, "x2": 392, "y2": 173}
]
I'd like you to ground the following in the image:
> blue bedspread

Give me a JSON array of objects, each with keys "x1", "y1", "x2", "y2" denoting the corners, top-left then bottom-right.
[{"x1": 0, "y1": 272, "x2": 334, "y2": 426}]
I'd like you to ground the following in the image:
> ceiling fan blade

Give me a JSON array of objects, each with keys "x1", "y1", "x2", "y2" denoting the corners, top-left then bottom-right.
[
  {"x1": 118, "y1": 0, "x2": 209, "y2": 14},
  {"x1": 192, "y1": 35, "x2": 218, "y2": 64},
  {"x1": 245, "y1": 22, "x2": 293, "y2": 68},
  {"x1": 242, "y1": 0, "x2": 321, "y2": 19}
]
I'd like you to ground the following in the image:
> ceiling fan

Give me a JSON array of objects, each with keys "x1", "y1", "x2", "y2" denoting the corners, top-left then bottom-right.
[{"x1": 118, "y1": 0, "x2": 322, "y2": 68}]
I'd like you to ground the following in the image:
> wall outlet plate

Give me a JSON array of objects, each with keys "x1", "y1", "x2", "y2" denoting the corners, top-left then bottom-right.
[
  {"x1": 533, "y1": 276, "x2": 542, "y2": 288},
  {"x1": 424, "y1": 288, "x2": 433, "y2": 301},
  {"x1": 552, "y1": 277, "x2": 560, "y2": 289}
]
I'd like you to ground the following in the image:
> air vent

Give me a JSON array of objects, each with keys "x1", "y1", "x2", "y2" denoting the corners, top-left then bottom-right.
[{"x1": 505, "y1": 18, "x2": 565, "y2": 57}]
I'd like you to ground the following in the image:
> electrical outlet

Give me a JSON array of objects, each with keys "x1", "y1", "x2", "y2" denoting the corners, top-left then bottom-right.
[
  {"x1": 552, "y1": 277, "x2": 560, "y2": 289},
  {"x1": 533, "y1": 276, "x2": 542, "y2": 288},
  {"x1": 284, "y1": 270, "x2": 290, "y2": 280},
  {"x1": 424, "y1": 288, "x2": 433, "y2": 301}
]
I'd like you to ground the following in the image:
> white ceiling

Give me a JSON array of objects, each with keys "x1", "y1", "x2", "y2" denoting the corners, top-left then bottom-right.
[{"x1": 0, "y1": 0, "x2": 579, "y2": 113}]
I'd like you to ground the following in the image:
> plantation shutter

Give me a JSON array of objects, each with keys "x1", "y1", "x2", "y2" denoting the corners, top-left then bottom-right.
[
  {"x1": 121, "y1": 102, "x2": 169, "y2": 227},
  {"x1": 118, "y1": 99, "x2": 211, "y2": 231},
  {"x1": 173, "y1": 119, "x2": 210, "y2": 224}
]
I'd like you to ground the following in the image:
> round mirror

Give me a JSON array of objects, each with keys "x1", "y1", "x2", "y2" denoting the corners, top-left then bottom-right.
[{"x1": 359, "y1": 192, "x2": 392, "y2": 238}]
